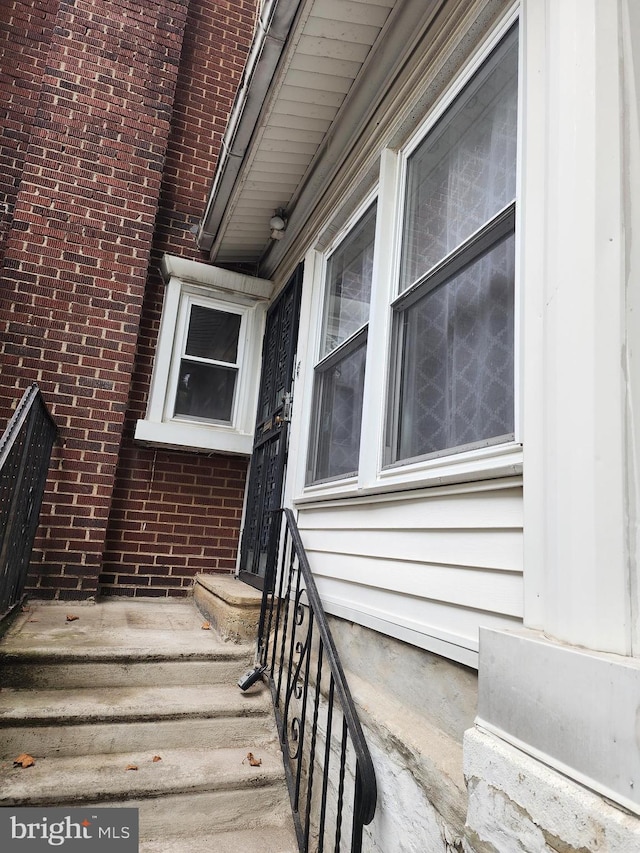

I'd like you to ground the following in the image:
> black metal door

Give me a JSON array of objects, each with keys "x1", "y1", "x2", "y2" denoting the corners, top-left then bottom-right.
[{"x1": 238, "y1": 266, "x2": 302, "y2": 590}]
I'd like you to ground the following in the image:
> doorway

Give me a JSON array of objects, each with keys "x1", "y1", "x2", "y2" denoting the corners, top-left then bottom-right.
[{"x1": 238, "y1": 266, "x2": 303, "y2": 590}]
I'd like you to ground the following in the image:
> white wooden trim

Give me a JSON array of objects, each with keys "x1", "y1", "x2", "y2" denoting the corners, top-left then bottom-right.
[{"x1": 520, "y1": 0, "x2": 630, "y2": 653}]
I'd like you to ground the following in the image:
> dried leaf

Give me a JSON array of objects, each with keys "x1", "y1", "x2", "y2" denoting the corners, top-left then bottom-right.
[
  {"x1": 21, "y1": 606, "x2": 31, "y2": 613},
  {"x1": 14, "y1": 753, "x2": 35, "y2": 768},
  {"x1": 201, "y1": 621, "x2": 211, "y2": 630},
  {"x1": 243, "y1": 752, "x2": 262, "y2": 767},
  {"x1": 152, "y1": 755, "x2": 162, "y2": 763},
  {"x1": 125, "y1": 764, "x2": 138, "y2": 771},
  {"x1": 66, "y1": 614, "x2": 79, "y2": 622}
]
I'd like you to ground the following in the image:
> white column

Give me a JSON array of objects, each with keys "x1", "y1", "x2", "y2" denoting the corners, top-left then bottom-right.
[{"x1": 522, "y1": 0, "x2": 630, "y2": 654}]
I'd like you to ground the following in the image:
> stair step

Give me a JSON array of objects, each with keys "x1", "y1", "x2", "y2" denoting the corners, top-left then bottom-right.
[
  {"x1": 0, "y1": 745, "x2": 286, "y2": 807},
  {"x1": 0, "y1": 683, "x2": 269, "y2": 725},
  {"x1": 0, "y1": 651, "x2": 253, "y2": 689},
  {"x1": 140, "y1": 824, "x2": 299, "y2": 852},
  {"x1": 0, "y1": 683, "x2": 274, "y2": 757},
  {"x1": 0, "y1": 746, "x2": 293, "y2": 837},
  {"x1": 0, "y1": 601, "x2": 297, "y2": 843}
]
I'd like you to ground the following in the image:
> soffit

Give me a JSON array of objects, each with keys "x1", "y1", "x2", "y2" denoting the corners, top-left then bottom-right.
[{"x1": 204, "y1": 0, "x2": 400, "y2": 267}]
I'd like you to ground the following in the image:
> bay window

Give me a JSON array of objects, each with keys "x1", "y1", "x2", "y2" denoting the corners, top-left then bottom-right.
[{"x1": 135, "y1": 255, "x2": 270, "y2": 455}]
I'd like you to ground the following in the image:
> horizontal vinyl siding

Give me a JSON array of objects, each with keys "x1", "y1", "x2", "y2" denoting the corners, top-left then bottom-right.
[{"x1": 295, "y1": 483, "x2": 523, "y2": 668}]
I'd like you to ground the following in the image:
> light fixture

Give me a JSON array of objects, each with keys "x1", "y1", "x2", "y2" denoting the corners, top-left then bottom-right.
[{"x1": 269, "y1": 209, "x2": 287, "y2": 239}]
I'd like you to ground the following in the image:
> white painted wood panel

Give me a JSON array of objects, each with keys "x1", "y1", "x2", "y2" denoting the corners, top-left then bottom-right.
[
  {"x1": 311, "y1": 0, "x2": 391, "y2": 28},
  {"x1": 278, "y1": 85, "x2": 346, "y2": 109},
  {"x1": 244, "y1": 173, "x2": 303, "y2": 192},
  {"x1": 303, "y1": 17, "x2": 381, "y2": 46},
  {"x1": 302, "y1": 527, "x2": 522, "y2": 571},
  {"x1": 290, "y1": 50, "x2": 363, "y2": 79},
  {"x1": 283, "y1": 69, "x2": 355, "y2": 96},
  {"x1": 263, "y1": 125, "x2": 326, "y2": 145},
  {"x1": 298, "y1": 486, "x2": 522, "y2": 530},
  {"x1": 272, "y1": 99, "x2": 341, "y2": 123},
  {"x1": 308, "y1": 551, "x2": 522, "y2": 616},
  {"x1": 259, "y1": 138, "x2": 320, "y2": 156},
  {"x1": 293, "y1": 484, "x2": 523, "y2": 667},
  {"x1": 296, "y1": 34, "x2": 371, "y2": 64},
  {"x1": 315, "y1": 576, "x2": 522, "y2": 667},
  {"x1": 268, "y1": 112, "x2": 333, "y2": 133},
  {"x1": 252, "y1": 150, "x2": 313, "y2": 167}
]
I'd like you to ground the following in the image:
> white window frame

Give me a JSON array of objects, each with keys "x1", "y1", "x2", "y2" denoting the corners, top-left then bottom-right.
[
  {"x1": 135, "y1": 255, "x2": 272, "y2": 455},
  {"x1": 306, "y1": 200, "x2": 378, "y2": 486},
  {"x1": 292, "y1": 9, "x2": 523, "y2": 505},
  {"x1": 165, "y1": 293, "x2": 247, "y2": 426}
]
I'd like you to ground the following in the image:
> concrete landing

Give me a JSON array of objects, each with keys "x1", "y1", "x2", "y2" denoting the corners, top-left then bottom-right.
[{"x1": 1, "y1": 596, "x2": 232, "y2": 658}]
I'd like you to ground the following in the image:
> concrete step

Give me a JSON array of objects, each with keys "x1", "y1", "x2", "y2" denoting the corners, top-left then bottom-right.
[
  {"x1": 0, "y1": 599, "x2": 297, "y2": 845},
  {"x1": 0, "y1": 649, "x2": 253, "y2": 689},
  {"x1": 0, "y1": 746, "x2": 292, "y2": 837},
  {"x1": 140, "y1": 824, "x2": 299, "y2": 852},
  {"x1": 0, "y1": 682, "x2": 274, "y2": 757}
]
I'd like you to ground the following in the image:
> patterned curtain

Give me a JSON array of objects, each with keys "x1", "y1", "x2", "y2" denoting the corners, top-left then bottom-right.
[{"x1": 397, "y1": 29, "x2": 518, "y2": 460}]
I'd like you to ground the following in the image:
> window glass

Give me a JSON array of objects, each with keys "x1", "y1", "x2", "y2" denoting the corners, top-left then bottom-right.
[
  {"x1": 321, "y1": 207, "x2": 376, "y2": 356},
  {"x1": 174, "y1": 362, "x2": 237, "y2": 421},
  {"x1": 397, "y1": 233, "x2": 514, "y2": 460},
  {"x1": 313, "y1": 341, "x2": 367, "y2": 480},
  {"x1": 174, "y1": 304, "x2": 242, "y2": 423},
  {"x1": 185, "y1": 306, "x2": 241, "y2": 362},
  {"x1": 308, "y1": 203, "x2": 377, "y2": 483},
  {"x1": 400, "y1": 28, "x2": 518, "y2": 291},
  {"x1": 390, "y1": 25, "x2": 518, "y2": 464}
]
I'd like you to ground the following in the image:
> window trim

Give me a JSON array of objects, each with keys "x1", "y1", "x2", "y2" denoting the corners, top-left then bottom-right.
[
  {"x1": 165, "y1": 293, "x2": 248, "y2": 426},
  {"x1": 305, "y1": 197, "x2": 378, "y2": 486},
  {"x1": 135, "y1": 255, "x2": 272, "y2": 456}
]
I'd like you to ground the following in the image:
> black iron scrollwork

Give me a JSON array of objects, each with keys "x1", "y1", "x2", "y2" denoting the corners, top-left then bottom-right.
[{"x1": 257, "y1": 509, "x2": 377, "y2": 853}]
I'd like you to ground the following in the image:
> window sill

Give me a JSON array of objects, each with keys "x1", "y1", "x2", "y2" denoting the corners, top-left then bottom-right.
[
  {"x1": 376, "y1": 440, "x2": 523, "y2": 490},
  {"x1": 294, "y1": 441, "x2": 522, "y2": 506},
  {"x1": 134, "y1": 418, "x2": 254, "y2": 456}
]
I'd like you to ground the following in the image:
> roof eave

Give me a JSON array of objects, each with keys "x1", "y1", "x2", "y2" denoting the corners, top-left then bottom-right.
[{"x1": 196, "y1": 0, "x2": 304, "y2": 255}]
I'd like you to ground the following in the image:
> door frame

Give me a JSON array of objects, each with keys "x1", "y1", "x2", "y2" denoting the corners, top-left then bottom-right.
[{"x1": 237, "y1": 266, "x2": 303, "y2": 590}]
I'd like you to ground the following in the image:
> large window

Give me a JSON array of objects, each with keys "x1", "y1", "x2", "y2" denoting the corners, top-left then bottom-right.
[
  {"x1": 307, "y1": 204, "x2": 377, "y2": 483},
  {"x1": 387, "y1": 26, "x2": 518, "y2": 465}
]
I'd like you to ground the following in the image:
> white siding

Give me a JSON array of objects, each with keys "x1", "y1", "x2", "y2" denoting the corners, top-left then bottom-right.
[{"x1": 295, "y1": 483, "x2": 523, "y2": 668}]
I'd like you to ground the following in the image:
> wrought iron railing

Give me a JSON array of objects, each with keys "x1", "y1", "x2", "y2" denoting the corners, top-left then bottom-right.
[
  {"x1": 0, "y1": 384, "x2": 57, "y2": 621},
  {"x1": 257, "y1": 507, "x2": 377, "y2": 853}
]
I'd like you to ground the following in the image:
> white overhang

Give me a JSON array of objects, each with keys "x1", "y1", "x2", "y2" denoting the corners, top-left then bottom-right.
[{"x1": 196, "y1": 0, "x2": 402, "y2": 271}]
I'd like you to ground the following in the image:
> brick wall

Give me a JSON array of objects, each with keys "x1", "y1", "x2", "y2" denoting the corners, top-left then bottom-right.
[
  {"x1": 0, "y1": 0, "x2": 257, "y2": 600},
  {"x1": 98, "y1": 0, "x2": 257, "y2": 597},
  {"x1": 0, "y1": 0, "x2": 58, "y2": 269},
  {"x1": 0, "y1": 0, "x2": 192, "y2": 598}
]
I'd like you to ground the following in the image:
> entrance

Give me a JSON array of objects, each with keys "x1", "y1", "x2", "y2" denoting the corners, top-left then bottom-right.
[{"x1": 238, "y1": 267, "x2": 303, "y2": 590}]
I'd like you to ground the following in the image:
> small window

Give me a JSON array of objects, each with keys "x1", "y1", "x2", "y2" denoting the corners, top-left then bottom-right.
[
  {"x1": 172, "y1": 303, "x2": 243, "y2": 424},
  {"x1": 387, "y1": 25, "x2": 518, "y2": 465},
  {"x1": 307, "y1": 203, "x2": 377, "y2": 483},
  {"x1": 135, "y1": 255, "x2": 271, "y2": 455}
]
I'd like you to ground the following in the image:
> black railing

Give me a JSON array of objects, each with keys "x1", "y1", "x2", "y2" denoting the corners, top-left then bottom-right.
[
  {"x1": 258, "y1": 508, "x2": 376, "y2": 853},
  {"x1": 0, "y1": 384, "x2": 57, "y2": 621}
]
